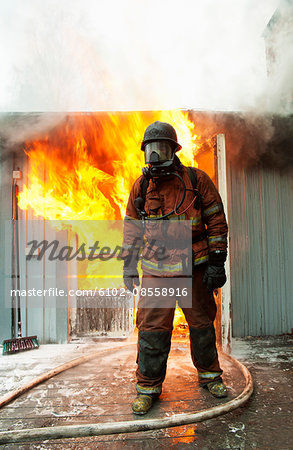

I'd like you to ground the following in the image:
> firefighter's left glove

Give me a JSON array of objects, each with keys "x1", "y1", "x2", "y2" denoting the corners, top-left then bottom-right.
[
  {"x1": 123, "y1": 263, "x2": 140, "y2": 293},
  {"x1": 203, "y1": 252, "x2": 227, "y2": 292}
]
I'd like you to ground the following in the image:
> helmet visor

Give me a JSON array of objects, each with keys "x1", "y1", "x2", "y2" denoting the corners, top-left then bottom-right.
[{"x1": 145, "y1": 141, "x2": 173, "y2": 164}]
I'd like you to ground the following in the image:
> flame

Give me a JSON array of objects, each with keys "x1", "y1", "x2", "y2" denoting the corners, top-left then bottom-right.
[
  {"x1": 18, "y1": 110, "x2": 199, "y2": 222},
  {"x1": 173, "y1": 307, "x2": 188, "y2": 333},
  {"x1": 166, "y1": 425, "x2": 198, "y2": 444}
]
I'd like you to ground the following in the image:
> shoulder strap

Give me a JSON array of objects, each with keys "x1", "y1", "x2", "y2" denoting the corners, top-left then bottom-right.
[
  {"x1": 140, "y1": 168, "x2": 201, "y2": 211},
  {"x1": 187, "y1": 166, "x2": 197, "y2": 191},
  {"x1": 187, "y1": 167, "x2": 202, "y2": 210},
  {"x1": 140, "y1": 177, "x2": 149, "y2": 210}
]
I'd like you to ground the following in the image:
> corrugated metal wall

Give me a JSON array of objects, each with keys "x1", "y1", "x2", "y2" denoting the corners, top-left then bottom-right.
[
  {"x1": 0, "y1": 138, "x2": 14, "y2": 344},
  {"x1": 227, "y1": 163, "x2": 293, "y2": 336}
]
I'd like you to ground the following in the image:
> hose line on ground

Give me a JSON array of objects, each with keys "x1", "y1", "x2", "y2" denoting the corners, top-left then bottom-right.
[{"x1": 0, "y1": 345, "x2": 253, "y2": 444}]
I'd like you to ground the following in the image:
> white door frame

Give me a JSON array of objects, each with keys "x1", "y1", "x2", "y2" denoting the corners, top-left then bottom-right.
[{"x1": 216, "y1": 134, "x2": 232, "y2": 353}]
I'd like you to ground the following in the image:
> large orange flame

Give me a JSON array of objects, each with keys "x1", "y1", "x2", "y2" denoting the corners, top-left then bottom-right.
[{"x1": 18, "y1": 111, "x2": 200, "y2": 222}]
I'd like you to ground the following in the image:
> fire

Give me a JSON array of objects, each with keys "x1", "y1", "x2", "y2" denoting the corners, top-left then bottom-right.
[
  {"x1": 18, "y1": 110, "x2": 199, "y2": 222},
  {"x1": 173, "y1": 307, "x2": 188, "y2": 333},
  {"x1": 18, "y1": 110, "x2": 201, "y2": 298}
]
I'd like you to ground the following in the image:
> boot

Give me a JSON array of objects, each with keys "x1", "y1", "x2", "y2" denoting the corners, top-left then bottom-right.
[
  {"x1": 206, "y1": 379, "x2": 228, "y2": 398},
  {"x1": 132, "y1": 394, "x2": 154, "y2": 415}
]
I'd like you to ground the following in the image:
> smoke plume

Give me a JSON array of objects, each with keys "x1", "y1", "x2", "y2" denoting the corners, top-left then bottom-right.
[
  {"x1": 0, "y1": 0, "x2": 283, "y2": 113},
  {"x1": 0, "y1": 0, "x2": 292, "y2": 170}
]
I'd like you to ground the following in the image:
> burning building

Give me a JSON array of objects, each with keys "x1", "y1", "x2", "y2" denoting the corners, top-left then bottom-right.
[{"x1": 0, "y1": 110, "x2": 292, "y2": 349}]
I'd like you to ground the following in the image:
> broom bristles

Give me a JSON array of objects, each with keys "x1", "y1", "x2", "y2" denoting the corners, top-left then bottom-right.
[{"x1": 2, "y1": 336, "x2": 39, "y2": 355}]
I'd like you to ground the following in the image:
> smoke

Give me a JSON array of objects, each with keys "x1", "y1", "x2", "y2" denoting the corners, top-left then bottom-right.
[
  {"x1": 0, "y1": 0, "x2": 283, "y2": 113},
  {"x1": 0, "y1": 113, "x2": 66, "y2": 144},
  {"x1": 189, "y1": 111, "x2": 293, "y2": 170},
  {"x1": 0, "y1": 0, "x2": 292, "y2": 170},
  {"x1": 227, "y1": 0, "x2": 293, "y2": 169},
  {"x1": 225, "y1": 113, "x2": 293, "y2": 170},
  {"x1": 256, "y1": 0, "x2": 293, "y2": 115},
  {"x1": 0, "y1": 113, "x2": 67, "y2": 163}
]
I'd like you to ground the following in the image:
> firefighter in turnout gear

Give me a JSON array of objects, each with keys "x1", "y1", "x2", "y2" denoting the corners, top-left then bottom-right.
[{"x1": 122, "y1": 121, "x2": 228, "y2": 415}]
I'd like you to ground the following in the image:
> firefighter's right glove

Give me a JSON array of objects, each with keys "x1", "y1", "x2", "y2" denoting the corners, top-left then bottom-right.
[
  {"x1": 123, "y1": 263, "x2": 140, "y2": 293},
  {"x1": 203, "y1": 251, "x2": 227, "y2": 292}
]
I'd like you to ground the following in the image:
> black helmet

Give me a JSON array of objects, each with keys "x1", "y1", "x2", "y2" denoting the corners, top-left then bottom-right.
[{"x1": 141, "y1": 121, "x2": 182, "y2": 151}]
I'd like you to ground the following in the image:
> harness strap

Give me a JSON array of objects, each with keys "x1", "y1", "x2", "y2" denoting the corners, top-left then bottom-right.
[
  {"x1": 140, "y1": 177, "x2": 149, "y2": 212},
  {"x1": 140, "y1": 167, "x2": 202, "y2": 212},
  {"x1": 187, "y1": 167, "x2": 202, "y2": 210}
]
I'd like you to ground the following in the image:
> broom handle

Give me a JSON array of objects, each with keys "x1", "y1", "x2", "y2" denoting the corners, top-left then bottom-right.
[
  {"x1": 15, "y1": 183, "x2": 22, "y2": 338},
  {"x1": 11, "y1": 180, "x2": 16, "y2": 339}
]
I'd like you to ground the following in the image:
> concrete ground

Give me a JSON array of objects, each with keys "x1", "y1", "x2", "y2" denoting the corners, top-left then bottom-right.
[{"x1": 0, "y1": 333, "x2": 292, "y2": 449}]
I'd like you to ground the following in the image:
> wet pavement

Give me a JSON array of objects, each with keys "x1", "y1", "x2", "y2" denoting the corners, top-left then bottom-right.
[{"x1": 0, "y1": 334, "x2": 292, "y2": 449}]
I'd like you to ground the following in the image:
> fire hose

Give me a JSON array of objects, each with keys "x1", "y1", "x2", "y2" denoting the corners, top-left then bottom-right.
[{"x1": 0, "y1": 344, "x2": 253, "y2": 444}]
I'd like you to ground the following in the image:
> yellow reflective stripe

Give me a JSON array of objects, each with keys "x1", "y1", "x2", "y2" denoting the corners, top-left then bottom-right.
[
  {"x1": 142, "y1": 259, "x2": 183, "y2": 272},
  {"x1": 148, "y1": 213, "x2": 186, "y2": 220},
  {"x1": 208, "y1": 235, "x2": 227, "y2": 244},
  {"x1": 142, "y1": 255, "x2": 208, "y2": 270},
  {"x1": 194, "y1": 255, "x2": 209, "y2": 266},
  {"x1": 203, "y1": 203, "x2": 223, "y2": 218},
  {"x1": 124, "y1": 214, "x2": 140, "y2": 221},
  {"x1": 190, "y1": 216, "x2": 201, "y2": 226},
  {"x1": 198, "y1": 371, "x2": 222, "y2": 379},
  {"x1": 136, "y1": 384, "x2": 162, "y2": 395},
  {"x1": 168, "y1": 213, "x2": 186, "y2": 220}
]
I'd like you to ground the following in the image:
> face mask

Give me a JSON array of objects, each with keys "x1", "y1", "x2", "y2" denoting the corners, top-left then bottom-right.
[{"x1": 144, "y1": 141, "x2": 174, "y2": 165}]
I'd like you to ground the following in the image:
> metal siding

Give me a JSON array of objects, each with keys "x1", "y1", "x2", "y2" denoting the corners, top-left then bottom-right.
[
  {"x1": 277, "y1": 172, "x2": 293, "y2": 331},
  {"x1": 227, "y1": 164, "x2": 247, "y2": 336},
  {"x1": 0, "y1": 155, "x2": 13, "y2": 343},
  {"x1": 0, "y1": 144, "x2": 28, "y2": 343},
  {"x1": 228, "y1": 162, "x2": 293, "y2": 337},
  {"x1": 55, "y1": 231, "x2": 69, "y2": 343},
  {"x1": 23, "y1": 154, "x2": 69, "y2": 343},
  {"x1": 262, "y1": 170, "x2": 280, "y2": 334},
  {"x1": 43, "y1": 221, "x2": 58, "y2": 343}
]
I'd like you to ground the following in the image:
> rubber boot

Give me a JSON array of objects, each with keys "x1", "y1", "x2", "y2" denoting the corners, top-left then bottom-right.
[
  {"x1": 132, "y1": 383, "x2": 162, "y2": 415},
  {"x1": 132, "y1": 394, "x2": 154, "y2": 415},
  {"x1": 206, "y1": 379, "x2": 228, "y2": 398}
]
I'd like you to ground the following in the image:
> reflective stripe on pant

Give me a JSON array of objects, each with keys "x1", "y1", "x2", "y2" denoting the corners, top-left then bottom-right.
[
  {"x1": 189, "y1": 324, "x2": 222, "y2": 385},
  {"x1": 136, "y1": 264, "x2": 222, "y2": 389}
]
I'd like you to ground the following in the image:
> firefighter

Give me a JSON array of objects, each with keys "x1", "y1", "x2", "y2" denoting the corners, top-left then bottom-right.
[{"x1": 123, "y1": 121, "x2": 228, "y2": 415}]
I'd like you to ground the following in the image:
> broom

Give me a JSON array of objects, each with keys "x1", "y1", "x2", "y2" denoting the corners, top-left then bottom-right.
[{"x1": 2, "y1": 171, "x2": 39, "y2": 355}]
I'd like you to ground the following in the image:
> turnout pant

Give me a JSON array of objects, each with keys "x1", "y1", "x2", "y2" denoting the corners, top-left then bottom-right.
[{"x1": 135, "y1": 264, "x2": 223, "y2": 395}]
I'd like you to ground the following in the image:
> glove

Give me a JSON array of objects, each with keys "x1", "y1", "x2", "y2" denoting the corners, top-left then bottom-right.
[
  {"x1": 203, "y1": 265, "x2": 226, "y2": 291},
  {"x1": 123, "y1": 264, "x2": 140, "y2": 293},
  {"x1": 203, "y1": 251, "x2": 227, "y2": 292}
]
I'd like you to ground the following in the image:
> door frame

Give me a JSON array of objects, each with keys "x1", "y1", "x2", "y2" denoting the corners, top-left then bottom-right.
[{"x1": 216, "y1": 134, "x2": 232, "y2": 353}]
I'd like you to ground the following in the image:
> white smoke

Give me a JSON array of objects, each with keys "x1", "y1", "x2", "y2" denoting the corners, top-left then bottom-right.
[
  {"x1": 0, "y1": 113, "x2": 66, "y2": 146},
  {"x1": 260, "y1": 0, "x2": 293, "y2": 115},
  {"x1": 0, "y1": 0, "x2": 286, "y2": 113}
]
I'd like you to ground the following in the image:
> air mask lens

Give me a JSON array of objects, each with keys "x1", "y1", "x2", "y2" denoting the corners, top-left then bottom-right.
[{"x1": 145, "y1": 141, "x2": 173, "y2": 164}]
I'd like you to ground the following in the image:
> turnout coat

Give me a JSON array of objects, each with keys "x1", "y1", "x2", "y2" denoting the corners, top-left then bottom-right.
[{"x1": 123, "y1": 165, "x2": 228, "y2": 276}]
